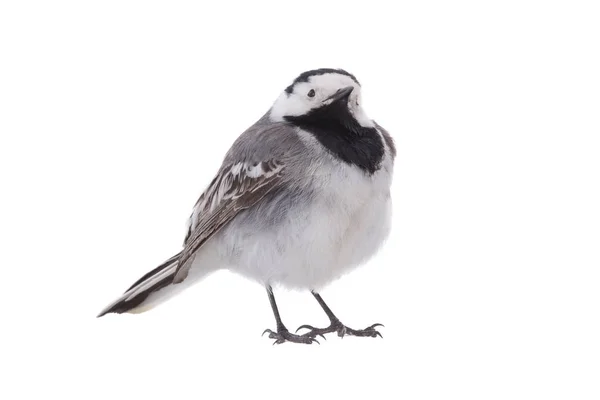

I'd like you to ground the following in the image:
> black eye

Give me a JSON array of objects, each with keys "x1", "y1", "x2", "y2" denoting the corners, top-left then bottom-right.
[{"x1": 307, "y1": 89, "x2": 315, "y2": 98}]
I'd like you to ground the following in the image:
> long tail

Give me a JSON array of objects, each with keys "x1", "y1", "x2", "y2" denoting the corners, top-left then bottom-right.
[{"x1": 97, "y1": 252, "x2": 182, "y2": 317}]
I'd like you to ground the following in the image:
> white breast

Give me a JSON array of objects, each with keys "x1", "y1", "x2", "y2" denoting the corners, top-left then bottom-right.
[{"x1": 216, "y1": 129, "x2": 394, "y2": 291}]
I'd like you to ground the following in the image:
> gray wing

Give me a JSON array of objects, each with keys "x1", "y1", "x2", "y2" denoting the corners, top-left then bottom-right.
[
  {"x1": 174, "y1": 158, "x2": 286, "y2": 283},
  {"x1": 174, "y1": 117, "x2": 309, "y2": 283}
]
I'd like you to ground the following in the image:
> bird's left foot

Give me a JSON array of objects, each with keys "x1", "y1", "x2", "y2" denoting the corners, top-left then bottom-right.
[{"x1": 296, "y1": 320, "x2": 383, "y2": 339}]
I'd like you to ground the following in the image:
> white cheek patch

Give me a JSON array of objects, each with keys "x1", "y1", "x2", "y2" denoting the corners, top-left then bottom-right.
[
  {"x1": 270, "y1": 89, "x2": 314, "y2": 121},
  {"x1": 350, "y1": 94, "x2": 375, "y2": 128}
]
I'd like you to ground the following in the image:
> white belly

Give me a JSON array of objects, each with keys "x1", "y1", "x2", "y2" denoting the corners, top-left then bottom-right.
[{"x1": 217, "y1": 156, "x2": 393, "y2": 290}]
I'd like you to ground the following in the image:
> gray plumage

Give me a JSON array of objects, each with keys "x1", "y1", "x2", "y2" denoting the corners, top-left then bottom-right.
[{"x1": 97, "y1": 69, "x2": 395, "y2": 344}]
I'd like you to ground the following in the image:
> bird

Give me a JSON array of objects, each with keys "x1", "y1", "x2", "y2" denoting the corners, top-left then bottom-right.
[{"x1": 97, "y1": 68, "x2": 396, "y2": 344}]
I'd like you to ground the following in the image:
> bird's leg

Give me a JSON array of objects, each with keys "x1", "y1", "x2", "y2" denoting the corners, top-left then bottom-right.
[
  {"x1": 262, "y1": 286, "x2": 319, "y2": 345},
  {"x1": 296, "y1": 291, "x2": 383, "y2": 339}
]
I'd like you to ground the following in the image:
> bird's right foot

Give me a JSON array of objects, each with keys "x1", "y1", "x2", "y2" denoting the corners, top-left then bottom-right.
[
  {"x1": 262, "y1": 327, "x2": 320, "y2": 345},
  {"x1": 296, "y1": 320, "x2": 383, "y2": 339}
]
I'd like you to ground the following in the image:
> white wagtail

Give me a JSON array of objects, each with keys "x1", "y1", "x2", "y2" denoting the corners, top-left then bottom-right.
[{"x1": 98, "y1": 68, "x2": 396, "y2": 344}]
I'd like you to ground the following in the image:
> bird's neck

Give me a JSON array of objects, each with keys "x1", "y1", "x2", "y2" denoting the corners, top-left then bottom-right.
[{"x1": 285, "y1": 105, "x2": 384, "y2": 174}]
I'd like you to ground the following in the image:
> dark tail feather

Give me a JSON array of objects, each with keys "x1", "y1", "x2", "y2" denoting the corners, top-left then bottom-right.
[{"x1": 97, "y1": 252, "x2": 181, "y2": 317}]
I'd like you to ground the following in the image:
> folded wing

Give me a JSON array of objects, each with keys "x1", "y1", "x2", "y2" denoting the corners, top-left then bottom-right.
[{"x1": 174, "y1": 159, "x2": 285, "y2": 283}]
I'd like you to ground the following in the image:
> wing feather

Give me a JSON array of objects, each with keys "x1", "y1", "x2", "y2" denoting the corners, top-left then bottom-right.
[{"x1": 173, "y1": 159, "x2": 285, "y2": 283}]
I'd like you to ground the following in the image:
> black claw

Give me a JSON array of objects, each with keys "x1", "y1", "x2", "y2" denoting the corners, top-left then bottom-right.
[
  {"x1": 368, "y1": 323, "x2": 385, "y2": 329},
  {"x1": 295, "y1": 324, "x2": 315, "y2": 333},
  {"x1": 299, "y1": 329, "x2": 327, "y2": 340},
  {"x1": 307, "y1": 331, "x2": 327, "y2": 340}
]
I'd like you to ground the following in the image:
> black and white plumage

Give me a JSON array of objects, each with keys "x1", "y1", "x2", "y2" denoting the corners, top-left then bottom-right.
[{"x1": 98, "y1": 68, "x2": 396, "y2": 344}]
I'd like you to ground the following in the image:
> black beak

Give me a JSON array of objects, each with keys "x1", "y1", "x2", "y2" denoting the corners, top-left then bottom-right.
[{"x1": 325, "y1": 86, "x2": 354, "y2": 104}]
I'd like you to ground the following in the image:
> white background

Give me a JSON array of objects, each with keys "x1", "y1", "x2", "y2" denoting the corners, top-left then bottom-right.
[{"x1": 1, "y1": 1, "x2": 599, "y2": 399}]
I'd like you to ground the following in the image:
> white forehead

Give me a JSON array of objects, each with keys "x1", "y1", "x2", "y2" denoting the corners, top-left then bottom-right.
[{"x1": 294, "y1": 73, "x2": 360, "y2": 93}]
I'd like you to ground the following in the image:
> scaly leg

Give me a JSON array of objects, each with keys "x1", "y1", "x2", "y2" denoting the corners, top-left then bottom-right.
[{"x1": 262, "y1": 286, "x2": 320, "y2": 345}]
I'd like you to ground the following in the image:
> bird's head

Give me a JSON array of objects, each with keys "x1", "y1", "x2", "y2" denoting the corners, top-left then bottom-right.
[{"x1": 270, "y1": 68, "x2": 374, "y2": 132}]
